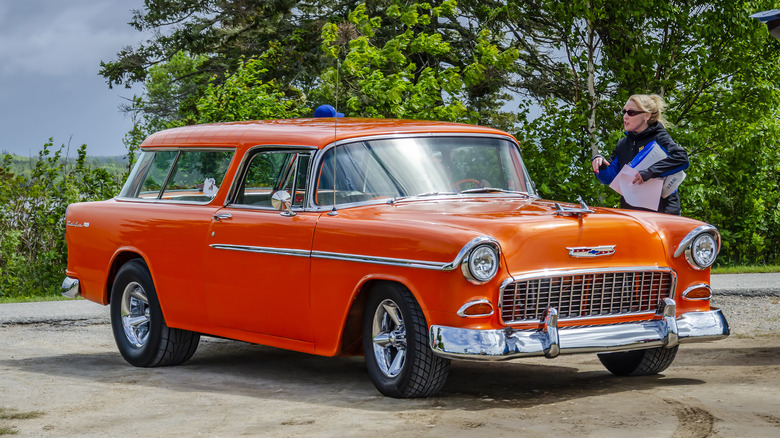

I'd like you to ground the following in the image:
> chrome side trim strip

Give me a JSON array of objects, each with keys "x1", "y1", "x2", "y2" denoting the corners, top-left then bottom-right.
[
  {"x1": 311, "y1": 250, "x2": 451, "y2": 270},
  {"x1": 209, "y1": 244, "x2": 311, "y2": 258},
  {"x1": 210, "y1": 235, "x2": 497, "y2": 272},
  {"x1": 429, "y1": 306, "x2": 730, "y2": 361}
]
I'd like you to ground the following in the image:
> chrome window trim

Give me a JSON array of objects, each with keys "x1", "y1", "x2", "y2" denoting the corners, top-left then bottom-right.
[
  {"x1": 682, "y1": 283, "x2": 712, "y2": 301},
  {"x1": 209, "y1": 235, "x2": 497, "y2": 273},
  {"x1": 224, "y1": 145, "x2": 317, "y2": 208},
  {"x1": 115, "y1": 198, "x2": 221, "y2": 205},
  {"x1": 306, "y1": 133, "x2": 536, "y2": 211},
  {"x1": 116, "y1": 147, "x2": 238, "y2": 204}
]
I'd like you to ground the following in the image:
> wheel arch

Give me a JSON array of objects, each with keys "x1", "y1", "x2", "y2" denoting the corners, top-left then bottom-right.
[
  {"x1": 338, "y1": 278, "x2": 428, "y2": 357},
  {"x1": 105, "y1": 250, "x2": 149, "y2": 304}
]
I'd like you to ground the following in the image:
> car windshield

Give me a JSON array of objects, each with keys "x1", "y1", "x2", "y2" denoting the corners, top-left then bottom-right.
[{"x1": 315, "y1": 136, "x2": 534, "y2": 206}]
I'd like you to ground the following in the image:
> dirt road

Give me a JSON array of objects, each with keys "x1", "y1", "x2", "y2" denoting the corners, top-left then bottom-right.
[{"x1": 1, "y1": 295, "x2": 779, "y2": 437}]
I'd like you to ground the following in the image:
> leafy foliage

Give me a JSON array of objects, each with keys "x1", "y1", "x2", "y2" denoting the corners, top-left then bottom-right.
[
  {"x1": 0, "y1": 142, "x2": 122, "y2": 298},
  {"x1": 90, "y1": 0, "x2": 780, "y2": 268}
]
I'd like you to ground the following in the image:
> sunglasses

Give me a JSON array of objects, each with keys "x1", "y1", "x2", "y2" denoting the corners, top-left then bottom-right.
[{"x1": 621, "y1": 109, "x2": 646, "y2": 117}]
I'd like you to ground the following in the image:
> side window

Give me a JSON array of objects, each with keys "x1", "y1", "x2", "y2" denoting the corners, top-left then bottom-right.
[
  {"x1": 125, "y1": 149, "x2": 234, "y2": 202},
  {"x1": 160, "y1": 150, "x2": 233, "y2": 201},
  {"x1": 137, "y1": 151, "x2": 178, "y2": 199},
  {"x1": 233, "y1": 150, "x2": 310, "y2": 208}
]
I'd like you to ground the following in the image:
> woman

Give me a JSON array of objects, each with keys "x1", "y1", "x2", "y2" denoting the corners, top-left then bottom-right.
[{"x1": 592, "y1": 94, "x2": 689, "y2": 215}]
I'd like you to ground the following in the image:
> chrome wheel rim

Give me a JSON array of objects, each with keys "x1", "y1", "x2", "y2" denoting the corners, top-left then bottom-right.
[
  {"x1": 120, "y1": 281, "x2": 150, "y2": 348},
  {"x1": 371, "y1": 299, "x2": 407, "y2": 378}
]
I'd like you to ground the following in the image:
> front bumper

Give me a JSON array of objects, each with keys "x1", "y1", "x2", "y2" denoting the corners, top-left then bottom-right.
[{"x1": 429, "y1": 298, "x2": 729, "y2": 360}]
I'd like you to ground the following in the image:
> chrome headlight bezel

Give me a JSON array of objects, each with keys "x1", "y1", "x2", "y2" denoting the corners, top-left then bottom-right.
[
  {"x1": 674, "y1": 225, "x2": 721, "y2": 270},
  {"x1": 461, "y1": 243, "x2": 500, "y2": 284}
]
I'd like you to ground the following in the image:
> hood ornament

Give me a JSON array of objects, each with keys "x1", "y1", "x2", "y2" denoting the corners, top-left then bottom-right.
[
  {"x1": 554, "y1": 199, "x2": 594, "y2": 217},
  {"x1": 567, "y1": 245, "x2": 616, "y2": 258}
]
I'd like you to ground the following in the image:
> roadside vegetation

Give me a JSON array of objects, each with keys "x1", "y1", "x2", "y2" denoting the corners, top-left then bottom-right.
[
  {"x1": 0, "y1": 407, "x2": 45, "y2": 435},
  {"x1": 1, "y1": 1, "x2": 779, "y2": 301}
]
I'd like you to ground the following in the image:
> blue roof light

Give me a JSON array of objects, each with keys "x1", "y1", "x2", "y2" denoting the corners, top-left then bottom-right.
[{"x1": 314, "y1": 105, "x2": 344, "y2": 118}]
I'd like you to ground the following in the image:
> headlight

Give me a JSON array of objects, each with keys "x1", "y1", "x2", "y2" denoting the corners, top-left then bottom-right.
[
  {"x1": 675, "y1": 225, "x2": 720, "y2": 270},
  {"x1": 462, "y1": 244, "x2": 499, "y2": 283},
  {"x1": 691, "y1": 233, "x2": 717, "y2": 268}
]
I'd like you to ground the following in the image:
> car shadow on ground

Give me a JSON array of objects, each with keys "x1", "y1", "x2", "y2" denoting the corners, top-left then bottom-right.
[{"x1": 0, "y1": 335, "x2": 737, "y2": 411}]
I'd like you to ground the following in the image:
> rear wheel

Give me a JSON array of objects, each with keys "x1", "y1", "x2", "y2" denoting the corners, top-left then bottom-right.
[
  {"x1": 110, "y1": 259, "x2": 200, "y2": 367},
  {"x1": 598, "y1": 345, "x2": 679, "y2": 376},
  {"x1": 363, "y1": 283, "x2": 450, "y2": 398}
]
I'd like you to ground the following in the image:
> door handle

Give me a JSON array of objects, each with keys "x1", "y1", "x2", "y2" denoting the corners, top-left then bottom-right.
[{"x1": 213, "y1": 213, "x2": 232, "y2": 221}]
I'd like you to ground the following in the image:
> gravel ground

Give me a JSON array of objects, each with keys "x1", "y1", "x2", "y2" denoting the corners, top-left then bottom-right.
[
  {"x1": 1, "y1": 288, "x2": 779, "y2": 437},
  {"x1": 712, "y1": 294, "x2": 780, "y2": 335}
]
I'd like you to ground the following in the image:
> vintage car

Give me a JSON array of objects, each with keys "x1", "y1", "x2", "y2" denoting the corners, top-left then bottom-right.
[{"x1": 62, "y1": 115, "x2": 729, "y2": 398}]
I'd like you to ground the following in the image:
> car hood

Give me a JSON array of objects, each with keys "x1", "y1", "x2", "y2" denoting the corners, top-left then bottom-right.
[{"x1": 323, "y1": 196, "x2": 703, "y2": 274}]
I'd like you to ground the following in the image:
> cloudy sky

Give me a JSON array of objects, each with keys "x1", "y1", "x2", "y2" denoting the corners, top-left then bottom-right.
[{"x1": 0, "y1": 0, "x2": 148, "y2": 157}]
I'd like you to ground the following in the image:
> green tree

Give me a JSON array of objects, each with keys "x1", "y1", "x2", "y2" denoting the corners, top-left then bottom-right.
[
  {"x1": 102, "y1": 0, "x2": 780, "y2": 265},
  {"x1": 317, "y1": 1, "x2": 519, "y2": 128}
]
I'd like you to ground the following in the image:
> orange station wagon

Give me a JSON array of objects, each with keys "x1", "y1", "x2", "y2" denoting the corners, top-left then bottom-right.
[{"x1": 62, "y1": 116, "x2": 729, "y2": 398}]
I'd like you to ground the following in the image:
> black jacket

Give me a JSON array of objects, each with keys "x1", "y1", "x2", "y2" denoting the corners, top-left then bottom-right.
[{"x1": 595, "y1": 123, "x2": 689, "y2": 215}]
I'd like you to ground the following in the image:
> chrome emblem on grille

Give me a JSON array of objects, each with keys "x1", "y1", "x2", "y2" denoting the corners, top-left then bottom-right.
[{"x1": 567, "y1": 245, "x2": 616, "y2": 257}]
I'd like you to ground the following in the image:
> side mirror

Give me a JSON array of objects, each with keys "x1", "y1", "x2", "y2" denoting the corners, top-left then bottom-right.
[{"x1": 271, "y1": 190, "x2": 296, "y2": 216}]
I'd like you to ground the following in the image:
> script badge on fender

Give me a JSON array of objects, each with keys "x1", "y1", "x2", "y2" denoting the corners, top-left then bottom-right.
[{"x1": 567, "y1": 245, "x2": 616, "y2": 258}]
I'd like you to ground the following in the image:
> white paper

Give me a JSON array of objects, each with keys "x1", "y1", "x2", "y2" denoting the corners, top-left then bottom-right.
[
  {"x1": 609, "y1": 165, "x2": 663, "y2": 211},
  {"x1": 632, "y1": 143, "x2": 668, "y2": 171},
  {"x1": 661, "y1": 171, "x2": 685, "y2": 198}
]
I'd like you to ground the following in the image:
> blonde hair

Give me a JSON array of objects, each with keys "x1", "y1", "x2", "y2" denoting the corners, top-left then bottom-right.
[{"x1": 628, "y1": 94, "x2": 670, "y2": 127}]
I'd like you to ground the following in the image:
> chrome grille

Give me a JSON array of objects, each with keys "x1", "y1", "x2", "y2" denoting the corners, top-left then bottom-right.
[{"x1": 501, "y1": 270, "x2": 674, "y2": 323}]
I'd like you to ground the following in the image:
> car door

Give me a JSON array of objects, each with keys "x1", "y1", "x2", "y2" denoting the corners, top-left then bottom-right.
[{"x1": 204, "y1": 148, "x2": 316, "y2": 342}]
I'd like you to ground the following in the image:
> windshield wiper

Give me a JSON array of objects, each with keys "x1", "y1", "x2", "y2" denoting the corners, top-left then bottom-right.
[
  {"x1": 387, "y1": 191, "x2": 457, "y2": 204},
  {"x1": 460, "y1": 187, "x2": 530, "y2": 197}
]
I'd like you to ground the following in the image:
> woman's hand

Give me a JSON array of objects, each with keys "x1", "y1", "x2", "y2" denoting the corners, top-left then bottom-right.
[{"x1": 592, "y1": 156, "x2": 609, "y2": 173}]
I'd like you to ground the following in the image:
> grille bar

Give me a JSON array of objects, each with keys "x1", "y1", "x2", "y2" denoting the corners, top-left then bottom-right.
[{"x1": 501, "y1": 270, "x2": 674, "y2": 324}]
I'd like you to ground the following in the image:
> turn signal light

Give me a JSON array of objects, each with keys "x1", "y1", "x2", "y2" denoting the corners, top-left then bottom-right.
[
  {"x1": 457, "y1": 300, "x2": 494, "y2": 317},
  {"x1": 682, "y1": 284, "x2": 712, "y2": 301}
]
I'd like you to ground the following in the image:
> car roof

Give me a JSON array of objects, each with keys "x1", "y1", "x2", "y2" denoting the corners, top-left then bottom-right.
[{"x1": 139, "y1": 118, "x2": 515, "y2": 150}]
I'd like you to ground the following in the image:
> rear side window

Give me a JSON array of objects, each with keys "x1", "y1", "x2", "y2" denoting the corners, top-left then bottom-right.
[
  {"x1": 231, "y1": 150, "x2": 310, "y2": 208},
  {"x1": 119, "y1": 149, "x2": 234, "y2": 202}
]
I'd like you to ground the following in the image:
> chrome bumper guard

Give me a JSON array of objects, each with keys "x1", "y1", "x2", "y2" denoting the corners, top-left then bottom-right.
[
  {"x1": 61, "y1": 277, "x2": 81, "y2": 299},
  {"x1": 429, "y1": 298, "x2": 730, "y2": 361}
]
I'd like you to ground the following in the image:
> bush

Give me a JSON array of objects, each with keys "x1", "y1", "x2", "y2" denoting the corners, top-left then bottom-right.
[{"x1": 0, "y1": 141, "x2": 122, "y2": 299}]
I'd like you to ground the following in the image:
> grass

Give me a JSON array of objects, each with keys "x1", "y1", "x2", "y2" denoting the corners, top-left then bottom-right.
[
  {"x1": 712, "y1": 265, "x2": 780, "y2": 274},
  {"x1": 0, "y1": 408, "x2": 45, "y2": 436},
  {"x1": 0, "y1": 295, "x2": 73, "y2": 305},
  {"x1": 0, "y1": 408, "x2": 44, "y2": 421}
]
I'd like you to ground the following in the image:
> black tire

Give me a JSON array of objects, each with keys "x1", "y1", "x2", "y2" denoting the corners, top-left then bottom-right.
[
  {"x1": 598, "y1": 345, "x2": 679, "y2": 376},
  {"x1": 110, "y1": 259, "x2": 200, "y2": 367},
  {"x1": 362, "y1": 283, "x2": 451, "y2": 398}
]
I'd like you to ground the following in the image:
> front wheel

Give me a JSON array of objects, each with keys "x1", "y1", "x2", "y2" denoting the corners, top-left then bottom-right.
[
  {"x1": 110, "y1": 259, "x2": 200, "y2": 367},
  {"x1": 598, "y1": 345, "x2": 679, "y2": 376},
  {"x1": 362, "y1": 283, "x2": 451, "y2": 398}
]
